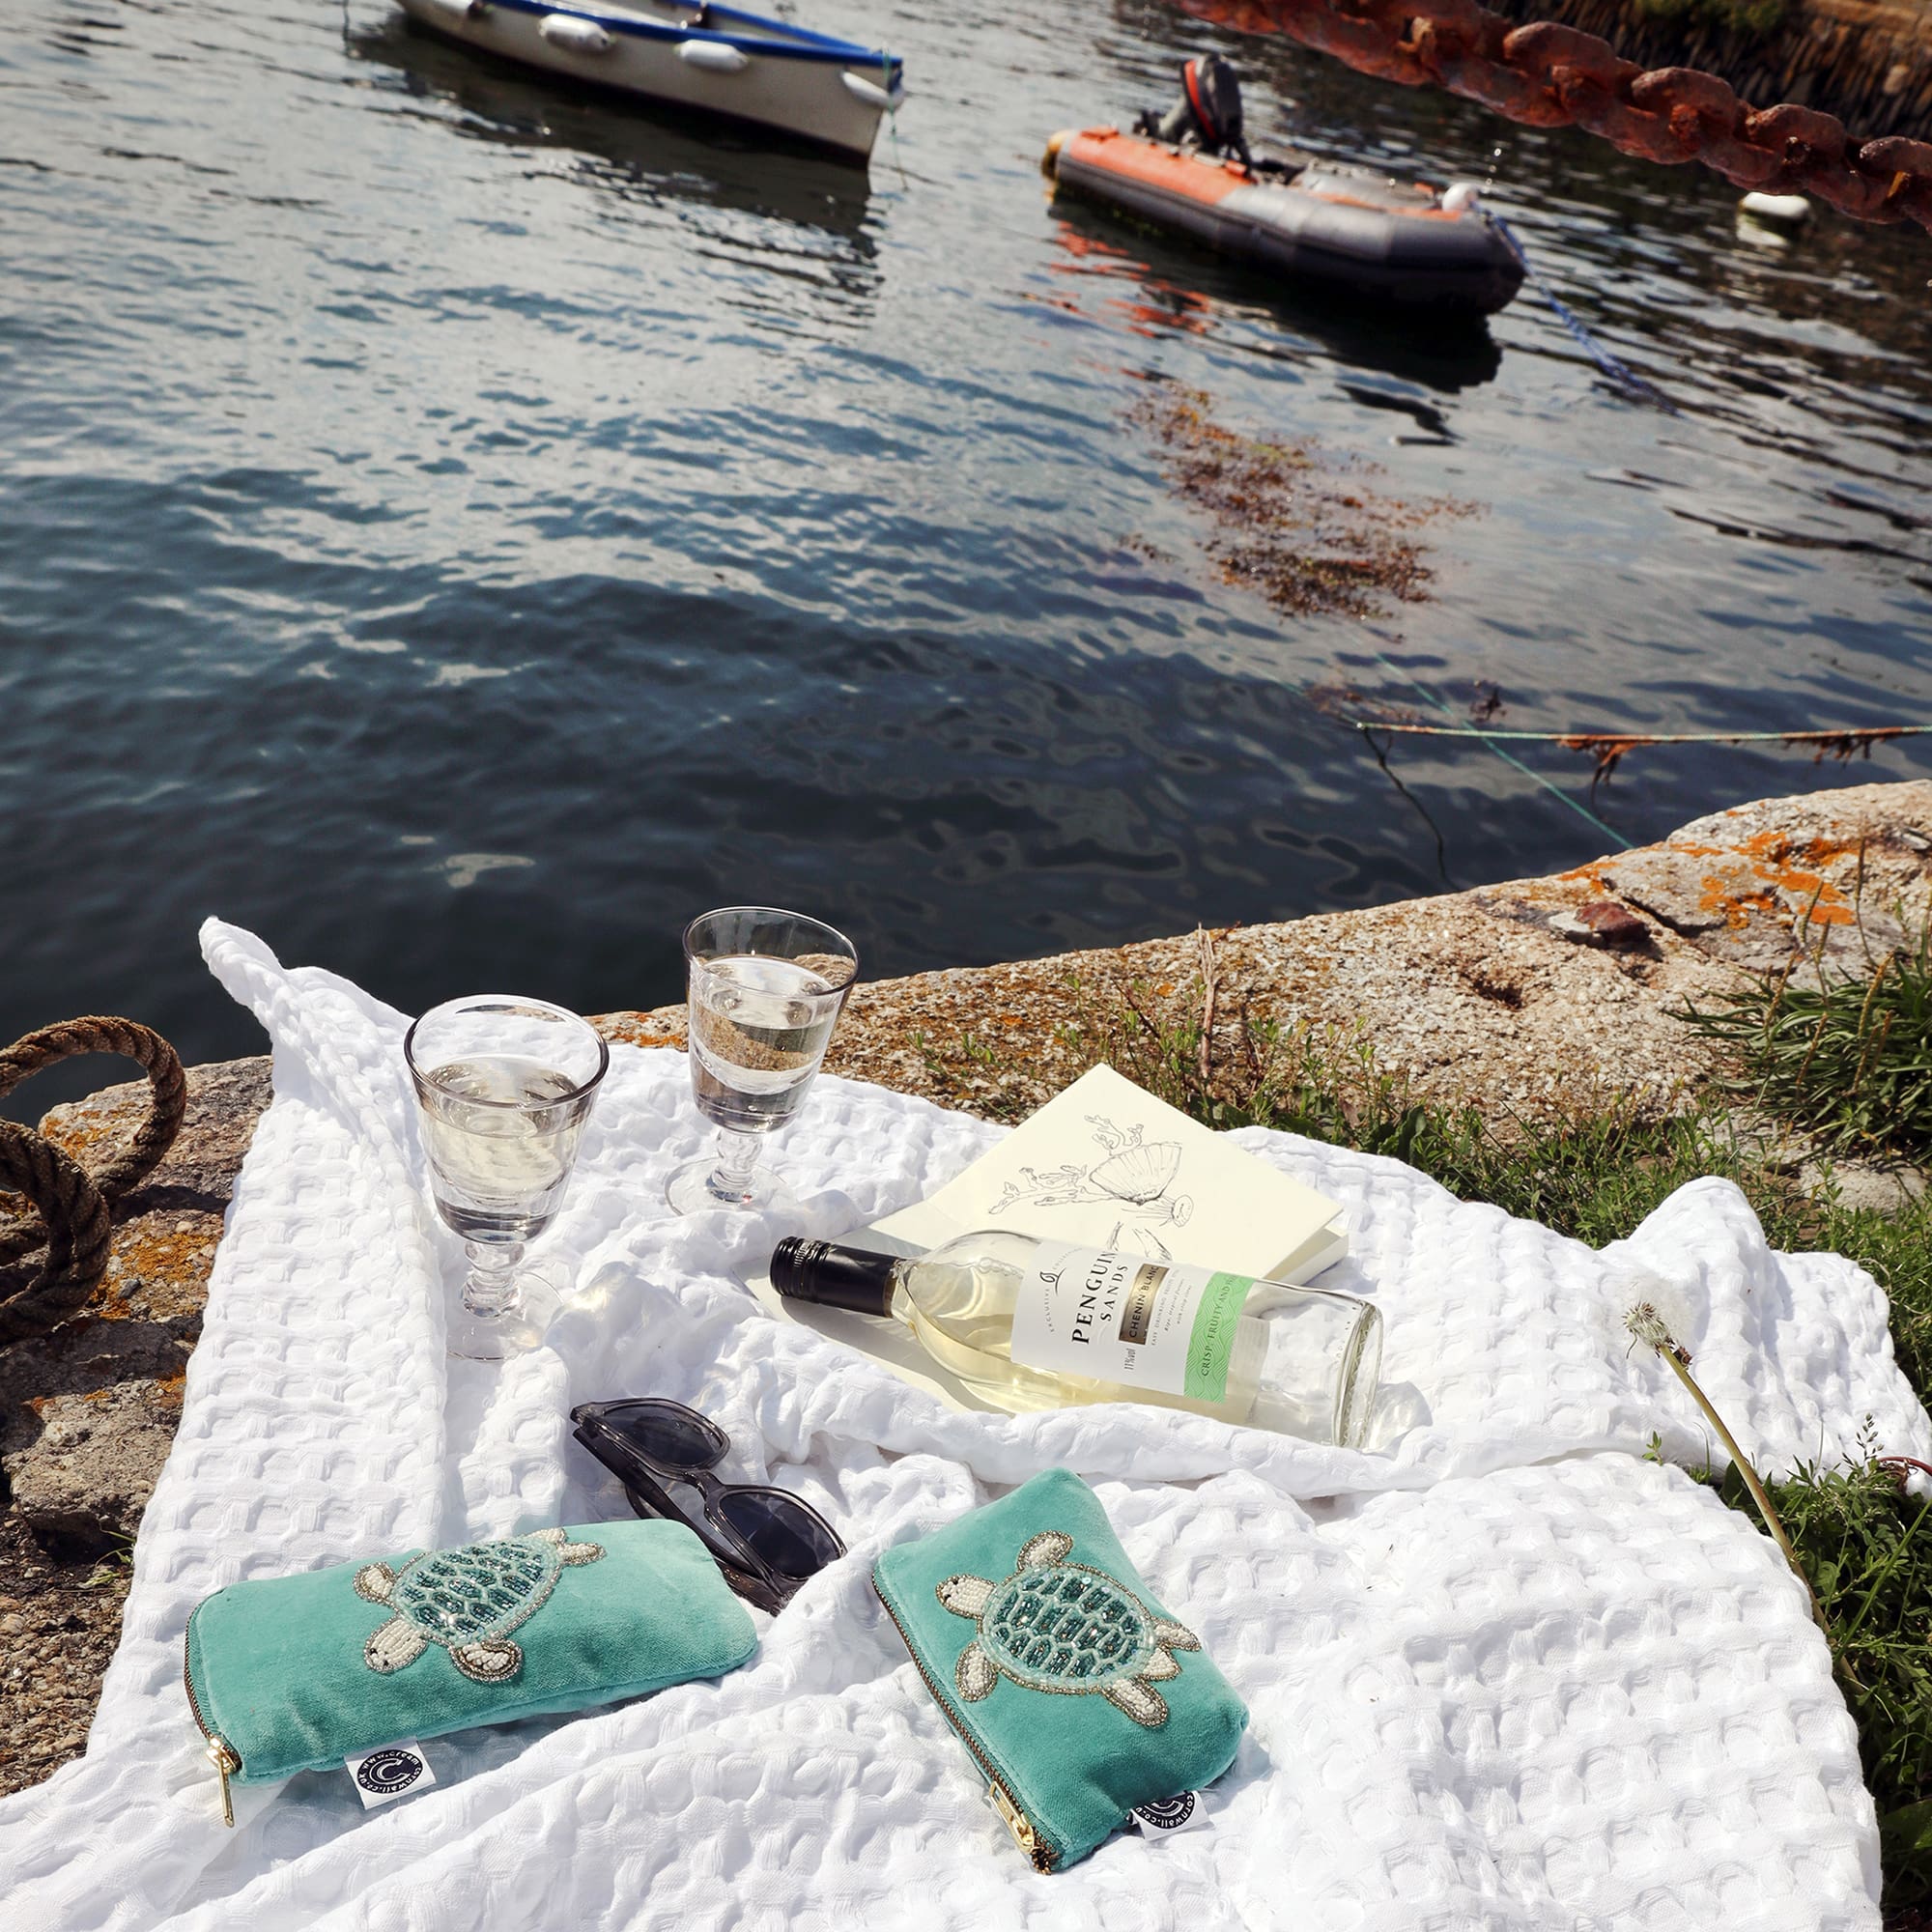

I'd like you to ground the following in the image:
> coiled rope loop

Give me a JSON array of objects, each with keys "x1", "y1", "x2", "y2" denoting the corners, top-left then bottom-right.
[{"x1": 0, "y1": 1017, "x2": 186, "y2": 1344}]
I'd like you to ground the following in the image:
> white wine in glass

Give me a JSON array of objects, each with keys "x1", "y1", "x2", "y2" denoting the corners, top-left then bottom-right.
[
  {"x1": 406, "y1": 996, "x2": 609, "y2": 1359},
  {"x1": 668, "y1": 908, "x2": 857, "y2": 1215}
]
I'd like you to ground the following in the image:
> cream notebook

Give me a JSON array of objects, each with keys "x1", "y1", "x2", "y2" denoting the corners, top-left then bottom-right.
[{"x1": 745, "y1": 1065, "x2": 1349, "y2": 1413}]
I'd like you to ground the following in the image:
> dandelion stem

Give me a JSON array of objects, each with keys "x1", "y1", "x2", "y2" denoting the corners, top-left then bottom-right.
[{"x1": 1656, "y1": 1348, "x2": 1831, "y2": 1636}]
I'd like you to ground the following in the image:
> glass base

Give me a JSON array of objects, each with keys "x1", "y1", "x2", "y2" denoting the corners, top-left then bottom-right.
[
  {"x1": 447, "y1": 1264, "x2": 565, "y2": 1361},
  {"x1": 666, "y1": 1155, "x2": 801, "y2": 1218}
]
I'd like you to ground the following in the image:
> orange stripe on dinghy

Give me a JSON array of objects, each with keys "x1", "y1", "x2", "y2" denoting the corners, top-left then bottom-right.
[{"x1": 1058, "y1": 128, "x2": 1252, "y2": 207}]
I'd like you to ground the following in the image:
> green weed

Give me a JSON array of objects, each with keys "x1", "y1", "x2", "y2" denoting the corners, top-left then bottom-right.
[{"x1": 1679, "y1": 921, "x2": 1932, "y2": 1161}]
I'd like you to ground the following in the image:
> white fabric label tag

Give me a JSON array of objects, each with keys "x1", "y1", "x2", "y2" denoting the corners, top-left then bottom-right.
[
  {"x1": 1132, "y1": 1792, "x2": 1207, "y2": 1836},
  {"x1": 1008, "y1": 1243, "x2": 1253, "y2": 1401},
  {"x1": 345, "y1": 1741, "x2": 435, "y2": 1808}
]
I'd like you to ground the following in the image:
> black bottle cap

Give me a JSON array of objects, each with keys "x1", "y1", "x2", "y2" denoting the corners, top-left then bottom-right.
[{"x1": 770, "y1": 1236, "x2": 897, "y2": 1319}]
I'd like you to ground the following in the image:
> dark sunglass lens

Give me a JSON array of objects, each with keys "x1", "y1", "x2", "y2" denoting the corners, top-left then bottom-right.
[
  {"x1": 716, "y1": 1490, "x2": 843, "y2": 1579},
  {"x1": 603, "y1": 1402, "x2": 726, "y2": 1471}
]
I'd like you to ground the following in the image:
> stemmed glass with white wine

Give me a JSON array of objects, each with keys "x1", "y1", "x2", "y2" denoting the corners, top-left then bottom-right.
[
  {"x1": 405, "y1": 995, "x2": 609, "y2": 1359},
  {"x1": 667, "y1": 907, "x2": 858, "y2": 1216}
]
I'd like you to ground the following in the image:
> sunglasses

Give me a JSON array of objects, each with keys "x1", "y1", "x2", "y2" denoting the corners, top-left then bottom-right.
[{"x1": 570, "y1": 1398, "x2": 844, "y2": 1615}]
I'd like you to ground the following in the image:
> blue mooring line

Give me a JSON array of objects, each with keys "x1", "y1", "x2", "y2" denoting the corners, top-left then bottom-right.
[{"x1": 1490, "y1": 213, "x2": 1680, "y2": 416}]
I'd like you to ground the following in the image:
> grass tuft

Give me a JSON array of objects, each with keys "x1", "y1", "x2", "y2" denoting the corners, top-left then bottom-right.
[{"x1": 1679, "y1": 921, "x2": 1932, "y2": 1162}]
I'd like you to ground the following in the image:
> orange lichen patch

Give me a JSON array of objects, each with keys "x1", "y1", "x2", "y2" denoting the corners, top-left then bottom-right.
[
  {"x1": 85, "y1": 1218, "x2": 221, "y2": 1322},
  {"x1": 1556, "y1": 867, "x2": 1614, "y2": 890},
  {"x1": 33, "y1": 1112, "x2": 124, "y2": 1160}
]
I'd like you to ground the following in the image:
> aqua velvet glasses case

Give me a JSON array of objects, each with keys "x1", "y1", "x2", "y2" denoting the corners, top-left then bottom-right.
[
  {"x1": 184, "y1": 1519, "x2": 756, "y2": 1819},
  {"x1": 872, "y1": 1468, "x2": 1248, "y2": 1871}
]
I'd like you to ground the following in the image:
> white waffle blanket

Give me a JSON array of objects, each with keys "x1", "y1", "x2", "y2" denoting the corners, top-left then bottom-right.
[{"x1": 7, "y1": 921, "x2": 1928, "y2": 1931}]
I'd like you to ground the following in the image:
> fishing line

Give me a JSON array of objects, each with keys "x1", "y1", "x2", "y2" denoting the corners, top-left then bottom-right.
[
  {"x1": 1351, "y1": 623, "x2": 1638, "y2": 849},
  {"x1": 1339, "y1": 722, "x2": 1932, "y2": 747}
]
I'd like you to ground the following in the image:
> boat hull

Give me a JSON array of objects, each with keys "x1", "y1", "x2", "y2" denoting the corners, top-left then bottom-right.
[
  {"x1": 398, "y1": 0, "x2": 898, "y2": 159},
  {"x1": 1049, "y1": 128, "x2": 1522, "y2": 317}
]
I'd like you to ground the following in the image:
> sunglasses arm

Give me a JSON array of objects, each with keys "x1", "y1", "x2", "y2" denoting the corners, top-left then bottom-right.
[{"x1": 571, "y1": 1421, "x2": 787, "y2": 1603}]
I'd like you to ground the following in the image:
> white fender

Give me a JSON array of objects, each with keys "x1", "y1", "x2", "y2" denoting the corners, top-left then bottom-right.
[
  {"x1": 415, "y1": 0, "x2": 481, "y2": 21},
  {"x1": 1440, "y1": 182, "x2": 1482, "y2": 214},
  {"x1": 840, "y1": 70, "x2": 903, "y2": 111},
  {"x1": 676, "y1": 39, "x2": 750, "y2": 73},
  {"x1": 1741, "y1": 190, "x2": 1810, "y2": 225},
  {"x1": 538, "y1": 14, "x2": 613, "y2": 53}
]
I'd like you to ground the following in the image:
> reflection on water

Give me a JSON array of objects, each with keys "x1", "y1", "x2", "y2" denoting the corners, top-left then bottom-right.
[
  {"x1": 0, "y1": 0, "x2": 1927, "y2": 1084},
  {"x1": 349, "y1": 14, "x2": 882, "y2": 324},
  {"x1": 353, "y1": 16, "x2": 877, "y2": 240},
  {"x1": 1044, "y1": 205, "x2": 1505, "y2": 390}
]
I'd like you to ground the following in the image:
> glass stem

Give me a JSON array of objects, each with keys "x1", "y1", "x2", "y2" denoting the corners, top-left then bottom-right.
[
  {"x1": 462, "y1": 1240, "x2": 524, "y2": 1318},
  {"x1": 707, "y1": 1127, "x2": 763, "y2": 1203}
]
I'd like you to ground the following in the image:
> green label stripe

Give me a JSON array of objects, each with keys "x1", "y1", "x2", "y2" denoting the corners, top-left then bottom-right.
[{"x1": 1183, "y1": 1272, "x2": 1253, "y2": 1402}]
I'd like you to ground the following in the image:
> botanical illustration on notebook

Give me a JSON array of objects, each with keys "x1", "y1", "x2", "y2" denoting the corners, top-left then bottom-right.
[
  {"x1": 868, "y1": 1065, "x2": 1347, "y2": 1283},
  {"x1": 744, "y1": 1064, "x2": 1348, "y2": 1412}
]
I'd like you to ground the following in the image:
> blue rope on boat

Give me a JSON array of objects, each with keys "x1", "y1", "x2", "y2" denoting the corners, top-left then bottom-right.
[{"x1": 1490, "y1": 213, "x2": 1678, "y2": 416}]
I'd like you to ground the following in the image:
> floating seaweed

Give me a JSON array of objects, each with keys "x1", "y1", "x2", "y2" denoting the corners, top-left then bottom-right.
[{"x1": 1127, "y1": 379, "x2": 1477, "y2": 620}]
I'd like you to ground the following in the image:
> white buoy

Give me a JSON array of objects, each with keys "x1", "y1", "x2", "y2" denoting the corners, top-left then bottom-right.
[
  {"x1": 1441, "y1": 182, "x2": 1482, "y2": 213},
  {"x1": 840, "y1": 70, "x2": 901, "y2": 110},
  {"x1": 1740, "y1": 190, "x2": 1810, "y2": 226},
  {"x1": 676, "y1": 39, "x2": 750, "y2": 73},
  {"x1": 538, "y1": 13, "x2": 613, "y2": 52}
]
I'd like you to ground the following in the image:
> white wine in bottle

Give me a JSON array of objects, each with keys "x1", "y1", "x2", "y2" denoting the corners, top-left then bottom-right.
[{"x1": 770, "y1": 1228, "x2": 1382, "y2": 1446}]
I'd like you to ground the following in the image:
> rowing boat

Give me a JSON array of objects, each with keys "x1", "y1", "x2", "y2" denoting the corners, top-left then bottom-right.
[{"x1": 397, "y1": 0, "x2": 904, "y2": 160}]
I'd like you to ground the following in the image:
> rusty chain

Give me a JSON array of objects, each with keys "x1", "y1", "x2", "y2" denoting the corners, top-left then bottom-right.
[{"x1": 1173, "y1": 0, "x2": 1932, "y2": 233}]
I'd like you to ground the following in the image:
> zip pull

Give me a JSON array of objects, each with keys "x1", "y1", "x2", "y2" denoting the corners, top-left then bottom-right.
[
  {"x1": 988, "y1": 1781, "x2": 1044, "y2": 1867},
  {"x1": 205, "y1": 1736, "x2": 240, "y2": 1827}
]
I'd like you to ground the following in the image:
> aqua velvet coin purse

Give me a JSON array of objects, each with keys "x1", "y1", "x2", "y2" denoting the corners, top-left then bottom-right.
[
  {"x1": 183, "y1": 1519, "x2": 757, "y2": 1820},
  {"x1": 872, "y1": 1468, "x2": 1248, "y2": 1871}
]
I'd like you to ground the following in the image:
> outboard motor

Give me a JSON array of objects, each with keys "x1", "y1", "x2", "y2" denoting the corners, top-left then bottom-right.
[{"x1": 1133, "y1": 54, "x2": 1253, "y2": 168}]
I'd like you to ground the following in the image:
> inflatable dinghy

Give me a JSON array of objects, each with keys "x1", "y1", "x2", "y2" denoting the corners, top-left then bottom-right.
[{"x1": 1044, "y1": 59, "x2": 1522, "y2": 317}]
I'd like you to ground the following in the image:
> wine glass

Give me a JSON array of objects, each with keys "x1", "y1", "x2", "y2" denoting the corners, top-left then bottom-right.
[
  {"x1": 666, "y1": 907, "x2": 857, "y2": 1216},
  {"x1": 405, "y1": 995, "x2": 610, "y2": 1360}
]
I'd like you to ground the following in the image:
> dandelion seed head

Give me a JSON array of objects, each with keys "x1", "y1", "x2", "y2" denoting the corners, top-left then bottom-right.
[
  {"x1": 1624, "y1": 1298, "x2": 1692, "y2": 1366},
  {"x1": 1625, "y1": 1301, "x2": 1672, "y2": 1349}
]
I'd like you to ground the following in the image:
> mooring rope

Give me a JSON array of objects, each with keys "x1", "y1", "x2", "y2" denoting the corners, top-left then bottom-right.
[
  {"x1": 0, "y1": 1016, "x2": 186, "y2": 1346},
  {"x1": 1489, "y1": 213, "x2": 1679, "y2": 413}
]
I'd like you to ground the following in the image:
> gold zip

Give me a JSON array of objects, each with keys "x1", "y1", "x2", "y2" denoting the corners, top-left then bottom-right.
[
  {"x1": 872, "y1": 1577, "x2": 1056, "y2": 1873},
  {"x1": 182, "y1": 1616, "x2": 240, "y2": 1827}
]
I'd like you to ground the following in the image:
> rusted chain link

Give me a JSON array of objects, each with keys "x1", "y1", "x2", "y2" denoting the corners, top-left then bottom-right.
[
  {"x1": 0, "y1": 1017, "x2": 186, "y2": 1268},
  {"x1": 1172, "y1": 0, "x2": 1932, "y2": 233},
  {"x1": 0, "y1": 1122, "x2": 111, "y2": 1345}
]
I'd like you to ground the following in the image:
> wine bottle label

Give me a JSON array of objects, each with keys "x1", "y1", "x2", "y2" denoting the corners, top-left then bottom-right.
[{"x1": 1009, "y1": 1244, "x2": 1253, "y2": 1402}]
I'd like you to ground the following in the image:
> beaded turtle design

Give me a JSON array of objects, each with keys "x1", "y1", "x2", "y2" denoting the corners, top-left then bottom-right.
[
  {"x1": 937, "y1": 1530, "x2": 1199, "y2": 1727},
  {"x1": 355, "y1": 1527, "x2": 604, "y2": 1684}
]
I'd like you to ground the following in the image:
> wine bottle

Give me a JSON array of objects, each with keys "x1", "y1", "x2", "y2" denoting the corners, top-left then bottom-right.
[{"x1": 770, "y1": 1228, "x2": 1382, "y2": 1446}]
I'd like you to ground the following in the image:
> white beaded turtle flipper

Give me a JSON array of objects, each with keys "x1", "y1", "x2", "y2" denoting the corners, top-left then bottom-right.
[
  {"x1": 355, "y1": 1527, "x2": 604, "y2": 1684},
  {"x1": 937, "y1": 1529, "x2": 1199, "y2": 1728}
]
